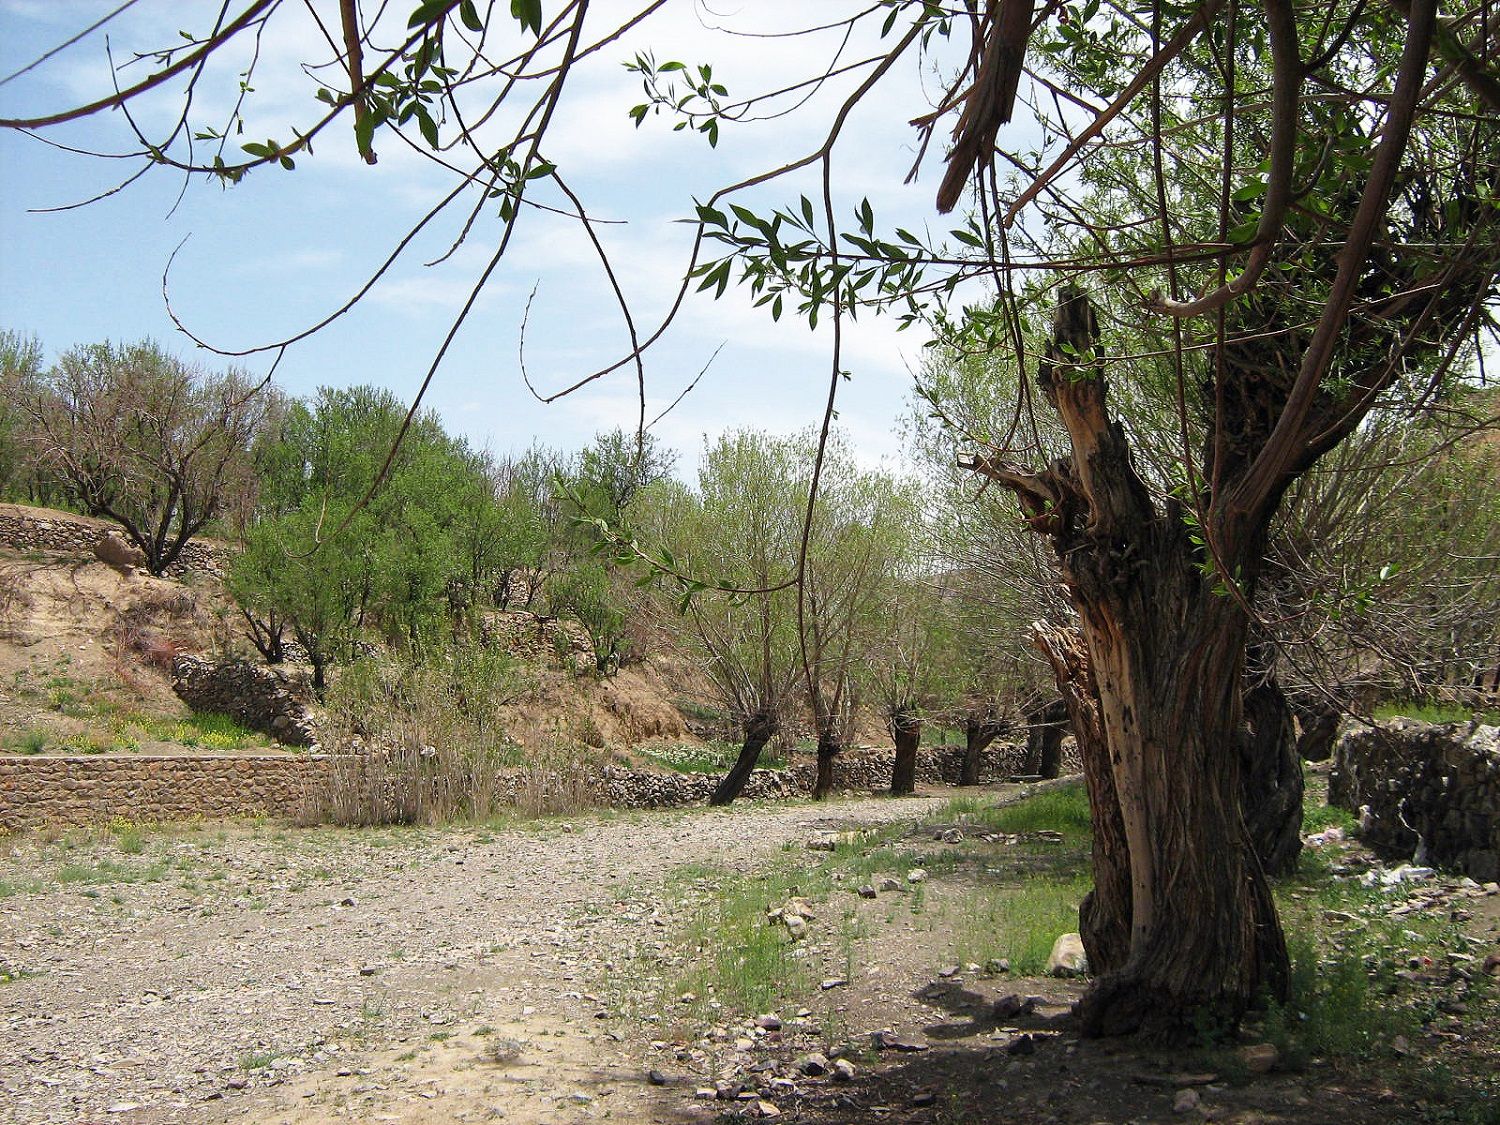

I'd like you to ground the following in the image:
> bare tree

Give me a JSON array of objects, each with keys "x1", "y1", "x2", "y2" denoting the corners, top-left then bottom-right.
[{"x1": 20, "y1": 341, "x2": 270, "y2": 575}]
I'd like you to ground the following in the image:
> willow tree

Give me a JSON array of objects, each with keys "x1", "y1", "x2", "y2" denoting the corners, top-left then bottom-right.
[{"x1": 6, "y1": 0, "x2": 1496, "y2": 1035}]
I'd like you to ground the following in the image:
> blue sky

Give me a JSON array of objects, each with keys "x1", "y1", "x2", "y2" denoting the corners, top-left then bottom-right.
[{"x1": 0, "y1": 2, "x2": 991, "y2": 478}]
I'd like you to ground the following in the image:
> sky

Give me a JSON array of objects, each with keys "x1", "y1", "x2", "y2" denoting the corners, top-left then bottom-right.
[{"x1": 0, "y1": 1, "x2": 994, "y2": 479}]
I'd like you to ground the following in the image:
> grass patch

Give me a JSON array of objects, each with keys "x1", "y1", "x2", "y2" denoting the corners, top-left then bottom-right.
[
  {"x1": 640, "y1": 741, "x2": 787, "y2": 774},
  {"x1": 668, "y1": 861, "x2": 829, "y2": 1015},
  {"x1": 0, "y1": 964, "x2": 41, "y2": 985},
  {"x1": 951, "y1": 872, "x2": 1094, "y2": 974},
  {"x1": 6, "y1": 729, "x2": 48, "y2": 755},
  {"x1": 54, "y1": 857, "x2": 172, "y2": 887},
  {"x1": 164, "y1": 712, "x2": 265, "y2": 750},
  {"x1": 937, "y1": 782, "x2": 1092, "y2": 842},
  {"x1": 1373, "y1": 700, "x2": 1500, "y2": 726}
]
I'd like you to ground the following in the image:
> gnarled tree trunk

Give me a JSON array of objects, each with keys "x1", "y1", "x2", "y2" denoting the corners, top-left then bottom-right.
[
  {"x1": 710, "y1": 710, "x2": 777, "y2": 806},
  {"x1": 971, "y1": 287, "x2": 1290, "y2": 1037},
  {"x1": 960, "y1": 713, "x2": 1007, "y2": 785},
  {"x1": 889, "y1": 708, "x2": 921, "y2": 795},
  {"x1": 811, "y1": 730, "x2": 841, "y2": 800},
  {"x1": 1241, "y1": 669, "x2": 1304, "y2": 877},
  {"x1": 1021, "y1": 695, "x2": 1069, "y2": 778}
]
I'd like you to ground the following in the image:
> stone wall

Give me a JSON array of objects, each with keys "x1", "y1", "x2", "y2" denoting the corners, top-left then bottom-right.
[
  {"x1": 171, "y1": 655, "x2": 318, "y2": 746},
  {"x1": 0, "y1": 738, "x2": 1061, "y2": 830},
  {"x1": 0, "y1": 504, "x2": 228, "y2": 577},
  {"x1": 1330, "y1": 719, "x2": 1500, "y2": 882},
  {"x1": 0, "y1": 754, "x2": 331, "y2": 831}
]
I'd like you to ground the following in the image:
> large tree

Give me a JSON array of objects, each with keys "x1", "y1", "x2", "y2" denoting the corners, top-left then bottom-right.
[
  {"x1": 17, "y1": 341, "x2": 270, "y2": 575},
  {"x1": 6, "y1": 0, "x2": 1496, "y2": 1036}
]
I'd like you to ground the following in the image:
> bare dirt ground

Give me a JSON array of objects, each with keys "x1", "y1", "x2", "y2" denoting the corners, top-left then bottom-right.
[
  {"x1": 0, "y1": 794, "x2": 952, "y2": 1125},
  {"x1": 7, "y1": 785, "x2": 1494, "y2": 1125}
]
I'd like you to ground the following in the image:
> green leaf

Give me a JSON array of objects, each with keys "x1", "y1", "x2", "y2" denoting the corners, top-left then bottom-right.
[
  {"x1": 417, "y1": 107, "x2": 439, "y2": 148},
  {"x1": 526, "y1": 161, "x2": 556, "y2": 180},
  {"x1": 408, "y1": 0, "x2": 451, "y2": 28},
  {"x1": 354, "y1": 112, "x2": 376, "y2": 156},
  {"x1": 510, "y1": 0, "x2": 543, "y2": 35},
  {"x1": 459, "y1": 0, "x2": 484, "y2": 32},
  {"x1": 1231, "y1": 178, "x2": 1267, "y2": 203},
  {"x1": 1227, "y1": 218, "x2": 1259, "y2": 245},
  {"x1": 658, "y1": 60, "x2": 686, "y2": 72}
]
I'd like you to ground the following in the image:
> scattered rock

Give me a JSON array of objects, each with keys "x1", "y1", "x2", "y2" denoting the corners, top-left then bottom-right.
[
  {"x1": 755, "y1": 1013, "x2": 782, "y2": 1031},
  {"x1": 819, "y1": 977, "x2": 848, "y2": 991},
  {"x1": 832, "y1": 1058, "x2": 856, "y2": 1082},
  {"x1": 912, "y1": 1090, "x2": 937, "y2": 1106},
  {"x1": 1173, "y1": 1088, "x2": 1201, "y2": 1114},
  {"x1": 1046, "y1": 932, "x2": 1089, "y2": 977},
  {"x1": 1237, "y1": 1043, "x2": 1278, "y2": 1074},
  {"x1": 797, "y1": 1053, "x2": 831, "y2": 1077},
  {"x1": 984, "y1": 957, "x2": 1011, "y2": 974},
  {"x1": 872, "y1": 1029, "x2": 929, "y2": 1052},
  {"x1": 906, "y1": 868, "x2": 927, "y2": 884},
  {"x1": 857, "y1": 884, "x2": 878, "y2": 899},
  {"x1": 484, "y1": 1039, "x2": 523, "y2": 1064},
  {"x1": 877, "y1": 877, "x2": 903, "y2": 893},
  {"x1": 992, "y1": 993, "x2": 1037, "y2": 1020}
]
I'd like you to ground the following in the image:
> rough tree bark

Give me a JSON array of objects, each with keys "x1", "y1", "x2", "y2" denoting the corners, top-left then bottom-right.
[
  {"x1": 971, "y1": 288, "x2": 1290, "y2": 1037},
  {"x1": 811, "y1": 731, "x2": 841, "y2": 800},
  {"x1": 710, "y1": 710, "x2": 777, "y2": 806},
  {"x1": 1241, "y1": 664, "x2": 1305, "y2": 877},
  {"x1": 960, "y1": 712, "x2": 1008, "y2": 785},
  {"x1": 889, "y1": 707, "x2": 921, "y2": 795}
]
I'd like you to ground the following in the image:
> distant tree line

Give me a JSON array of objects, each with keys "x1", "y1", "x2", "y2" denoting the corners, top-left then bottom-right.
[{"x1": 3, "y1": 329, "x2": 1494, "y2": 808}]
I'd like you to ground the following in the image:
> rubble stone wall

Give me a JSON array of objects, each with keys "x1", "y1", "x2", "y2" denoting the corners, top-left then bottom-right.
[
  {"x1": 170, "y1": 655, "x2": 318, "y2": 747},
  {"x1": 0, "y1": 737, "x2": 1068, "y2": 830},
  {"x1": 1330, "y1": 719, "x2": 1500, "y2": 882},
  {"x1": 0, "y1": 504, "x2": 228, "y2": 577},
  {"x1": 0, "y1": 754, "x2": 330, "y2": 831}
]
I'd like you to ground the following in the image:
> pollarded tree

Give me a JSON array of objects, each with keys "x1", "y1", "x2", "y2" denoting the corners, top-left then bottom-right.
[
  {"x1": 6, "y1": 0, "x2": 1497, "y2": 1037},
  {"x1": 945, "y1": 6, "x2": 1499, "y2": 1034},
  {"x1": 639, "y1": 431, "x2": 807, "y2": 806},
  {"x1": 798, "y1": 441, "x2": 924, "y2": 799},
  {"x1": 863, "y1": 577, "x2": 953, "y2": 797},
  {"x1": 17, "y1": 340, "x2": 270, "y2": 575}
]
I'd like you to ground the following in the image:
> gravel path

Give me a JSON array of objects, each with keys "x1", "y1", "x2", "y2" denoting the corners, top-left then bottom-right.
[{"x1": 1, "y1": 794, "x2": 946, "y2": 1124}]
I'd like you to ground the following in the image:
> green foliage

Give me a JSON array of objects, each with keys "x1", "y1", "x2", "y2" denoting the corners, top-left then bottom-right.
[
  {"x1": 641, "y1": 742, "x2": 786, "y2": 774},
  {"x1": 230, "y1": 385, "x2": 501, "y2": 679},
  {"x1": 548, "y1": 561, "x2": 626, "y2": 675},
  {"x1": 1374, "y1": 700, "x2": 1500, "y2": 727}
]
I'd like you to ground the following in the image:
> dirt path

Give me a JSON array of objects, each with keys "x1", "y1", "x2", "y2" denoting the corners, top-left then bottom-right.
[{"x1": 1, "y1": 793, "x2": 948, "y2": 1124}]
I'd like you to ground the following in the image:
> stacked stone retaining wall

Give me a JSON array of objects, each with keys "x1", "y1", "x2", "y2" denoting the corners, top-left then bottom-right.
[
  {"x1": 0, "y1": 754, "x2": 332, "y2": 831},
  {"x1": 0, "y1": 504, "x2": 229, "y2": 577},
  {"x1": 1330, "y1": 719, "x2": 1500, "y2": 882},
  {"x1": 0, "y1": 738, "x2": 1074, "y2": 830},
  {"x1": 170, "y1": 655, "x2": 317, "y2": 746}
]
